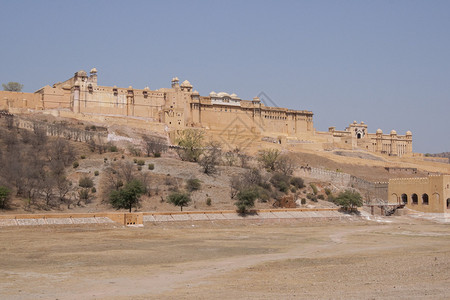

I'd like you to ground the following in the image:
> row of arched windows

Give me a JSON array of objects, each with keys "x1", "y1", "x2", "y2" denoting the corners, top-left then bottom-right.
[
  {"x1": 401, "y1": 193, "x2": 428, "y2": 205},
  {"x1": 398, "y1": 193, "x2": 450, "y2": 209}
]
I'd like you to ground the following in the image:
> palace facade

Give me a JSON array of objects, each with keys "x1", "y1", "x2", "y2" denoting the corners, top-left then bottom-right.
[{"x1": 0, "y1": 68, "x2": 412, "y2": 155}]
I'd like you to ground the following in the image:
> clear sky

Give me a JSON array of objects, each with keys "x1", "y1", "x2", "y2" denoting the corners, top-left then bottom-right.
[{"x1": 1, "y1": 0, "x2": 449, "y2": 153}]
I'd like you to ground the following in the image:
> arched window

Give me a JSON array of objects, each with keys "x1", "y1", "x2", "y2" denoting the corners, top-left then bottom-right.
[
  {"x1": 401, "y1": 194, "x2": 408, "y2": 204},
  {"x1": 422, "y1": 194, "x2": 429, "y2": 205},
  {"x1": 447, "y1": 198, "x2": 450, "y2": 209},
  {"x1": 411, "y1": 193, "x2": 418, "y2": 205}
]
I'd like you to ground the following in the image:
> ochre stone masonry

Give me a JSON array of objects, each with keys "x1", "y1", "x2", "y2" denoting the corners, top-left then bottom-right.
[
  {"x1": 1, "y1": 68, "x2": 412, "y2": 155},
  {"x1": 388, "y1": 175, "x2": 450, "y2": 213}
]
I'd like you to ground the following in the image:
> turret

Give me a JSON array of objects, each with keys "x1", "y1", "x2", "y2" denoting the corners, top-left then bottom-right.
[
  {"x1": 89, "y1": 68, "x2": 98, "y2": 85},
  {"x1": 171, "y1": 77, "x2": 180, "y2": 88},
  {"x1": 390, "y1": 130, "x2": 398, "y2": 155},
  {"x1": 180, "y1": 80, "x2": 193, "y2": 92}
]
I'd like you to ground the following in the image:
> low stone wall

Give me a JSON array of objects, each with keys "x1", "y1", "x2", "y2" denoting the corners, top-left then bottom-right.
[
  {"x1": 0, "y1": 212, "x2": 140, "y2": 226},
  {"x1": 0, "y1": 208, "x2": 343, "y2": 227}
]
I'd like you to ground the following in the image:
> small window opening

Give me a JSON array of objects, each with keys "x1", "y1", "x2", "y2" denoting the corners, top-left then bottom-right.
[
  {"x1": 401, "y1": 194, "x2": 408, "y2": 204},
  {"x1": 412, "y1": 193, "x2": 418, "y2": 205},
  {"x1": 422, "y1": 194, "x2": 429, "y2": 205}
]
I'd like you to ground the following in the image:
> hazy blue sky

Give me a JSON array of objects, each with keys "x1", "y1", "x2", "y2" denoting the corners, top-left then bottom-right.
[{"x1": 1, "y1": 0, "x2": 449, "y2": 153}]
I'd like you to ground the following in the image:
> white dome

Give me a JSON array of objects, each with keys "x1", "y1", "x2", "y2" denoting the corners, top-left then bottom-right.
[
  {"x1": 217, "y1": 92, "x2": 230, "y2": 97},
  {"x1": 181, "y1": 80, "x2": 192, "y2": 87},
  {"x1": 209, "y1": 91, "x2": 217, "y2": 97}
]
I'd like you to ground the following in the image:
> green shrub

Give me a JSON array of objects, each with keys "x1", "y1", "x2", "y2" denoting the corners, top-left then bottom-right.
[
  {"x1": 154, "y1": 152, "x2": 161, "y2": 158},
  {"x1": 270, "y1": 173, "x2": 291, "y2": 193},
  {"x1": 133, "y1": 158, "x2": 138, "y2": 163},
  {"x1": 79, "y1": 176, "x2": 94, "y2": 188},
  {"x1": 137, "y1": 166, "x2": 142, "y2": 171},
  {"x1": 91, "y1": 187, "x2": 96, "y2": 193},
  {"x1": 327, "y1": 194, "x2": 335, "y2": 203},
  {"x1": 290, "y1": 187, "x2": 297, "y2": 193},
  {"x1": 301, "y1": 198, "x2": 306, "y2": 205},
  {"x1": 109, "y1": 179, "x2": 146, "y2": 212},
  {"x1": 256, "y1": 186, "x2": 270, "y2": 202},
  {"x1": 80, "y1": 155, "x2": 86, "y2": 159},
  {"x1": 148, "y1": 163, "x2": 155, "y2": 170},
  {"x1": 186, "y1": 178, "x2": 201, "y2": 192},
  {"x1": 167, "y1": 191, "x2": 192, "y2": 211},
  {"x1": 335, "y1": 190, "x2": 363, "y2": 211},
  {"x1": 290, "y1": 177, "x2": 305, "y2": 189},
  {"x1": 257, "y1": 148, "x2": 280, "y2": 171},
  {"x1": 317, "y1": 194, "x2": 325, "y2": 200},
  {"x1": 259, "y1": 181, "x2": 271, "y2": 191},
  {"x1": 235, "y1": 188, "x2": 258, "y2": 214},
  {"x1": 324, "y1": 188, "x2": 332, "y2": 196},
  {"x1": 73, "y1": 161, "x2": 79, "y2": 168},
  {"x1": 306, "y1": 193, "x2": 317, "y2": 202},
  {"x1": 109, "y1": 145, "x2": 118, "y2": 152},
  {"x1": 206, "y1": 198, "x2": 212, "y2": 206},
  {"x1": 310, "y1": 183, "x2": 318, "y2": 195},
  {"x1": 94, "y1": 170, "x2": 99, "y2": 176},
  {"x1": 137, "y1": 159, "x2": 145, "y2": 166},
  {"x1": 0, "y1": 186, "x2": 11, "y2": 209}
]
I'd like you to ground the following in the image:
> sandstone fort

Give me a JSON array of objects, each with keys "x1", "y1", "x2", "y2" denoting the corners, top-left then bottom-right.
[{"x1": 1, "y1": 68, "x2": 412, "y2": 156}]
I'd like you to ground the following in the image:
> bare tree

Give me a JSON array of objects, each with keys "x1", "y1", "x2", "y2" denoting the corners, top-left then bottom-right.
[
  {"x1": 223, "y1": 151, "x2": 237, "y2": 166},
  {"x1": 101, "y1": 161, "x2": 137, "y2": 202},
  {"x1": 32, "y1": 124, "x2": 48, "y2": 147},
  {"x1": 55, "y1": 175, "x2": 72, "y2": 208},
  {"x1": 198, "y1": 141, "x2": 222, "y2": 175},
  {"x1": 40, "y1": 173, "x2": 56, "y2": 208},
  {"x1": 176, "y1": 129, "x2": 204, "y2": 162},
  {"x1": 142, "y1": 135, "x2": 168, "y2": 157},
  {"x1": 257, "y1": 148, "x2": 280, "y2": 171},
  {"x1": 119, "y1": 161, "x2": 136, "y2": 184},
  {"x1": 87, "y1": 134, "x2": 107, "y2": 154},
  {"x1": 230, "y1": 174, "x2": 242, "y2": 199},
  {"x1": 275, "y1": 154, "x2": 296, "y2": 176},
  {"x1": 47, "y1": 138, "x2": 76, "y2": 176}
]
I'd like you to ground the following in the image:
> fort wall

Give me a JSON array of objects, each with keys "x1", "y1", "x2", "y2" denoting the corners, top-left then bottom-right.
[
  {"x1": 388, "y1": 175, "x2": 450, "y2": 213},
  {"x1": 1, "y1": 68, "x2": 413, "y2": 156},
  {"x1": 297, "y1": 166, "x2": 388, "y2": 200}
]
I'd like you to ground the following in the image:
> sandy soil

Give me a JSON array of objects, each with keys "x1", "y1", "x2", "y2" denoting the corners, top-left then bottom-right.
[{"x1": 1, "y1": 216, "x2": 449, "y2": 299}]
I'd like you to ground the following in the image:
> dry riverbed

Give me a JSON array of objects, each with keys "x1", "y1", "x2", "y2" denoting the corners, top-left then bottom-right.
[{"x1": 0, "y1": 217, "x2": 449, "y2": 299}]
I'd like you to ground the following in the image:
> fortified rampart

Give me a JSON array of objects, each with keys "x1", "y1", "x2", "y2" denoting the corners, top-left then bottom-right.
[
  {"x1": 1, "y1": 112, "x2": 107, "y2": 143},
  {"x1": 297, "y1": 166, "x2": 388, "y2": 201},
  {"x1": 0, "y1": 68, "x2": 413, "y2": 155}
]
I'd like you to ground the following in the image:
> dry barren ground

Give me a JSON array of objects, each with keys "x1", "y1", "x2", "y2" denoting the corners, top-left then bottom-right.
[{"x1": 0, "y1": 217, "x2": 449, "y2": 299}]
